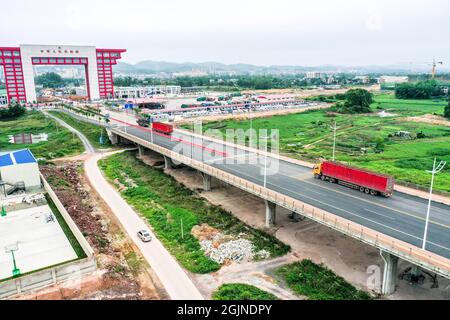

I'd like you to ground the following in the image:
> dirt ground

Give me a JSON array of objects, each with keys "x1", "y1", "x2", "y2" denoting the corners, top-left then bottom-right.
[
  {"x1": 405, "y1": 114, "x2": 450, "y2": 127},
  {"x1": 150, "y1": 154, "x2": 450, "y2": 300},
  {"x1": 26, "y1": 161, "x2": 168, "y2": 300}
]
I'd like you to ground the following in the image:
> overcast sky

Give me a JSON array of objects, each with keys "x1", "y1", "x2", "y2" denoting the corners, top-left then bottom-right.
[{"x1": 1, "y1": 0, "x2": 449, "y2": 66}]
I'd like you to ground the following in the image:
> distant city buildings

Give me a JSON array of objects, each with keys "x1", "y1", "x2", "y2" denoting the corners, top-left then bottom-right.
[
  {"x1": 306, "y1": 72, "x2": 322, "y2": 79},
  {"x1": 354, "y1": 75, "x2": 370, "y2": 84}
]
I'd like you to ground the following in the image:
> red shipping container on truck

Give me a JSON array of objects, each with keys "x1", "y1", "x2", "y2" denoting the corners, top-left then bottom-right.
[
  {"x1": 316, "y1": 161, "x2": 394, "y2": 197},
  {"x1": 152, "y1": 122, "x2": 173, "y2": 134}
]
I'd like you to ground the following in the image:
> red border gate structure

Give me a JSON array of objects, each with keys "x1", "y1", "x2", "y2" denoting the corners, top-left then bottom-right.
[{"x1": 0, "y1": 45, "x2": 126, "y2": 103}]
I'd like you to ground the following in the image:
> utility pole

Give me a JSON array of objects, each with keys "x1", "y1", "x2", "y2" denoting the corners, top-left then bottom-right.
[
  {"x1": 263, "y1": 130, "x2": 268, "y2": 188},
  {"x1": 422, "y1": 158, "x2": 446, "y2": 250},
  {"x1": 181, "y1": 218, "x2": 184, "y2": 240},
  {"x1": 331, "y1": 120, "x2": 338, "y2": 161}
]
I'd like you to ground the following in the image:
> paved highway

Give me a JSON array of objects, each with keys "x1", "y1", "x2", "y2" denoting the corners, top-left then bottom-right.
[{"x1": 112, "y1": 123, "x2": 450, "y2": 259}]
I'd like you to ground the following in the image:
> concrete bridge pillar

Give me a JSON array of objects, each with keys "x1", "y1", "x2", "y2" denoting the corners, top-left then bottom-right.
[
  {"x1": 108, "y1": 131, "x2": 119, "y2": 145},
  {"x1": 380, "y1": 250, "x2": 399, "y2": 295},
  {"x1": 163, "y1": 155, "x2": 173, "y2": 170},
  {"x1": 410, "y1": 265, "x2": 420, "y2": 277},
  {"x1": 265, "y1": 200, "x2": 276, "y2": 228},
  {"x1": 138, "y1": 145, "x2": 145, "y2": 158},
  {"x1": 202, "y1": 173, "x2": 212, "y2": 191}
]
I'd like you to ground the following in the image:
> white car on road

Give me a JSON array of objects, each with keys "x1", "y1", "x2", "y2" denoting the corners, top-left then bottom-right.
[{"x1": 137, "y1": 230, "x2": 152, "y2": 242}]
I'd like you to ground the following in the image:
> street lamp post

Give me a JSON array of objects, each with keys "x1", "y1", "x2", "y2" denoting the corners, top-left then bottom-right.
[
  {"x1": 5, "y1": 243, "x2": 20, "y2": 277},
  {"x1": 331, "y1": 120, "x2": 338, "y2": 161},
  {"x1": 422, "y1": 157, "x2": 446, "y2": 250},
  {"x1": 263, "y1": 131, "x2": 268, "y2": 188}
]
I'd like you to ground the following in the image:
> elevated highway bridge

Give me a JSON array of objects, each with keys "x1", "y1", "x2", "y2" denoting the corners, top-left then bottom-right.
[{"x1": 52, "y1": 108, "x2": 450, "y2": 295}]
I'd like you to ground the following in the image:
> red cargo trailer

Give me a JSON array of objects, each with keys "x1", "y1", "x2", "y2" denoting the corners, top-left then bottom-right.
[
  {"x1": 313, "y1": 161, "x2": 394, "y2": 197},
  {"x1": 152, "y1": 122, "x2": 173, "y2": 134}
]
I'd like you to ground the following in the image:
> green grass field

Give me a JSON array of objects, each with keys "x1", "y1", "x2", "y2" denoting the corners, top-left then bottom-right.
[
  {"x1": 0, "y1": 110, "x2": 84, "y2": 159},
  {"x1": 48, "y1": 111, "x2": 112, "y2": 149},
  {"x1": 212, "y1": 283, "x2": 279, "y2": 300},
  {"x1": 99, "y1": 151, "x2": 290, "y2": 274},
  {"x1": 275, "y1": 260, "x2": 371, "y2": 300},
  {"x1": 188, "y1": 94, "x2": 450, "y2": 193}
]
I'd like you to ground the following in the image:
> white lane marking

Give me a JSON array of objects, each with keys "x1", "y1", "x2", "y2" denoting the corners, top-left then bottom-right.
[
  {"x1": 203, "y1": 153, "x2": 257, "y2": 164},
  {"x1": 364, "y1": 209, "x2": 396, "y2": 221}
]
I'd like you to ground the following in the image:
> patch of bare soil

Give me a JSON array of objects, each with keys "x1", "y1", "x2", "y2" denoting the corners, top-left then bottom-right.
[
  {"x1": 39, "y1": 161, "x2": 167, "y2": 300},
  {"x1": 405, "y1": 114, "x2": 450, "y2": 127}
]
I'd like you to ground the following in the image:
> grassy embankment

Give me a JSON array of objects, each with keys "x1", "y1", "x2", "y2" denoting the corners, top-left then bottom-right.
[
  {"x1": 99, "y1": 151, "x2": 290, "y2": 274},
  {"x1": 186, "y1": 94, "x2": 450, "y2": 193},
  {"x1": 212, "y1": 283, "x2": 279, "y2": 300},
  {"x1": 48, "y1": 111, "x2": 112, "y2": 149},
  {"x1": 275, "y1": 260, "x2": 371, "y2": 300},
  {"x1": 0, "y1": 110, "x2": 83, "y2": 159}
]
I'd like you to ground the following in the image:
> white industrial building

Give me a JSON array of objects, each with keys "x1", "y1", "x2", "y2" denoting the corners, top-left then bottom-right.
[
  {"x1": 114, "y1": 85, "x2": 181, "y2": 99},
  {"x1": 306, "y1": 72, "x2": 323, "y2": 79},
  {"x1": 379, "y1": 76, "x2": 409, "y2": 84},
  {"x1": 0, "y1": 149, "x2": 40, "y2": 191}
]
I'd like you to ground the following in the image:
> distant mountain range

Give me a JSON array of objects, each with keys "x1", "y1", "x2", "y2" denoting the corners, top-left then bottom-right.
[{"x1": 113, "y1": 60, "x2": 450, "y2": 76}]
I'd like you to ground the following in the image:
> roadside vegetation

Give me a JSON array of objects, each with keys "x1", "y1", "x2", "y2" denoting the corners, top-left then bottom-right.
[
  {"x1": 275, "y1": 260, "x2": 371, "y2": 300},
  {"x1": 191, "y1": 93, "x2": 450, "y2": 193},
  {"x1": 0, "y1": 103, "x2": 26, "y2": 119},
  {"x1": 99, "y1": 151, "x2": 290, "y2": 273},
  {"x1": 48, "y1": 111, "x2": 112, "y2": 149},
  {"x1": 212, "y1": 283, "x2": 279, "y2": 300},
  {"x1": 0, "y1": 110, "x2": 83, "y2": 159},
  {"x1": 445, "y1": 99, "x2": 450, "y2": 119}
]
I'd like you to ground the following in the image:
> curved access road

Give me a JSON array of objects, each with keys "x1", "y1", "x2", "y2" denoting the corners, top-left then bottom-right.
[{"x1": 45, "y1": 111, "x2": 203, "y2": 300}]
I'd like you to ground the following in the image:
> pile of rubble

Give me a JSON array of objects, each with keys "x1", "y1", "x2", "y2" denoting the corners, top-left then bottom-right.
[{"x1": 192, "y1": 224, "x2": 270, "y2": 264}]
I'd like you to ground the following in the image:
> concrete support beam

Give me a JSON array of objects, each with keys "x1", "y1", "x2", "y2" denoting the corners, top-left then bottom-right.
[
  {"x1": 265, "y1": 200, "x2": 276, "y2": 228},
  {"x1": 163, "y1": 155, "x2": 173, "y2": 170},
  {"x1": 410, "y1": 265, "x2": 420, "y2": 277},
  {"x1": 109, "y1": 132, "x2": 119, "y2": 145},
  {"x1": 138, "y1": 145, "x2": 145, "y2": 158},
  {"x1": 202, "y1": 173, "x2": 212, "y2": 191},
  {"x1": 380, "y1": 250, "x2": 399, "y2": 295}
]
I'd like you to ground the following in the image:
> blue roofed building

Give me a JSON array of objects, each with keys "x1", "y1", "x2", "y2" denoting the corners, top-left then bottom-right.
[{"x1": 0, "y1": 149, "x2": 40, "y2": 192}]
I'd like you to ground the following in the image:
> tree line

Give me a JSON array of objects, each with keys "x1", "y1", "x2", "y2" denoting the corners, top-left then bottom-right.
[
  {"x1": 35, "y1": 72, "x2": 83, "y2": 88},
  {"x1": 395, "y1": 80, "x2": 446, "y2": 99}
]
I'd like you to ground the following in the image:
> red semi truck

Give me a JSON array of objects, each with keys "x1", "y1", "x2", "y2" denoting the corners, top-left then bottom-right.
[
  {"x1": 152, "y1": 122, "x2": 173, "y2": 134},
  {"x1": 313, "y1": 161, "x2": 394, "y2": 197}
]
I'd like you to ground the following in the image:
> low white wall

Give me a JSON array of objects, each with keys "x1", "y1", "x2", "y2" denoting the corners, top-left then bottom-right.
[
  {"x1": 0, "y1": 175, "x2": 97, "y2": 299},
  {"x1": 41, "y1": 174, "x2": 95, "y2": 257}
]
